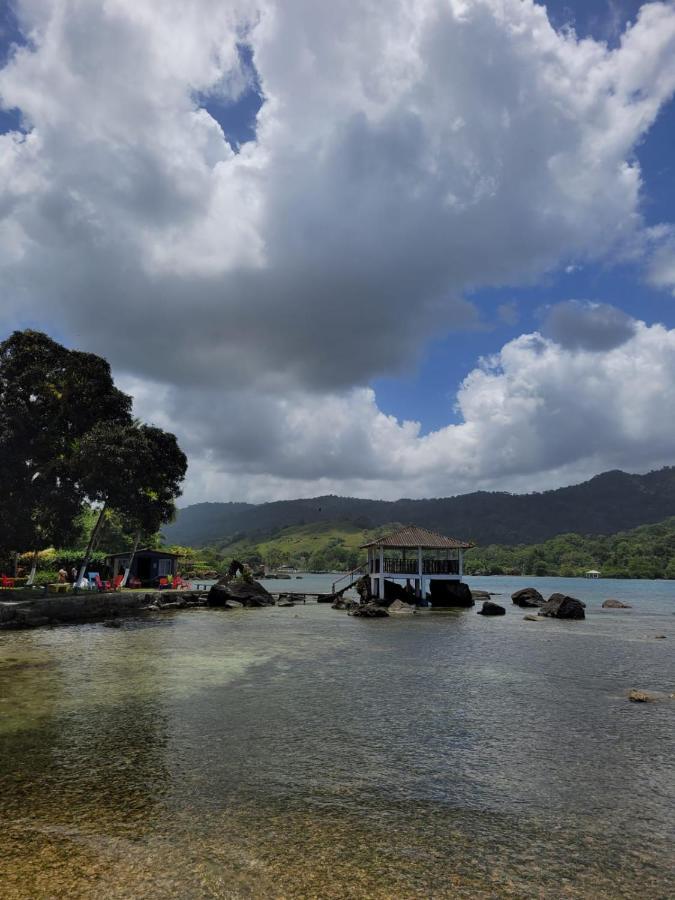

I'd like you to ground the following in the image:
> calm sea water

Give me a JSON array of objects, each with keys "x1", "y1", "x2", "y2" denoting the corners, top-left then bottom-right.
[{"x1": 0, "y1": 575, "x2": 673, "y2": 898}]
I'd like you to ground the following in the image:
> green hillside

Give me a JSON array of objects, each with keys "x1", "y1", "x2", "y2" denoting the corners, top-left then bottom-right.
[
  {"x1": 163, "y1": 467, "x2": 675, "y2": 548},
  {"x1": 463, "y1": 518, "x2": 675, "y2": 579},
  {"x1": 214, "y1": 520, "x2": 400, "y2": 571},
  {"x1": 171, "y1": 515, "x2": 675, "y2": 580}
]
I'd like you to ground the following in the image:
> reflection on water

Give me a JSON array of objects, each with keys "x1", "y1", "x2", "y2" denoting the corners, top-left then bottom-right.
[{"x1": 1, "y1": 580, "x2": 673, "y2": 898}]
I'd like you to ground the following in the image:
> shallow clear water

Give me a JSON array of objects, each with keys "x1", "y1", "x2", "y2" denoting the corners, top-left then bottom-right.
[{"x1": 1, "y1": 576, "x2": 673, "y2": 898}]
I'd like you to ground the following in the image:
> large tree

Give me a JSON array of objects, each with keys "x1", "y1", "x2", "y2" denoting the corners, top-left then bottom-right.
[
  {"x1": 73, "y1": 421, "x2": 187, "y2": 582},
  {"x1": 0, "y1": 330, "x2": 132, "y2": 559},
  {"x1": 0, "y1": 330, "x2": 186, "y2": 573}
]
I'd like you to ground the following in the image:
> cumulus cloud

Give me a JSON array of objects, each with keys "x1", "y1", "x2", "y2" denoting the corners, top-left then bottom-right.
[
  {"x1": 121, "y1": 319, "x2": 675, "y2": 503},
  {"x1": 2, "y1": 1, "x2": 675, "y2": 499},
  {"x1": 540, "y1": 300, "x2": 638, "y2": 351}
]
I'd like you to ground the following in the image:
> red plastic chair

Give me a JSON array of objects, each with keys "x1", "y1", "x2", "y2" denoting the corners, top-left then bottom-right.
[
  {"x1": 113, "y1": 574, "x2": 124, "y2": 591},
  {"x1": 157, "y1": 577, "x2": 170, "y2": 590},
  {"x1": 1, "y1": 574, "x2": 15, "y2": 589},
  {"x1": 94, "y1": 575, "x2": 111, "y2": 592}
]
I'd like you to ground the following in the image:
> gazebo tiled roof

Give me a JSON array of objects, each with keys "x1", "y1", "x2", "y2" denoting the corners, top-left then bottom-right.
[{"x1": 361, "y1": 526, "x2": 473, "y2": 550}]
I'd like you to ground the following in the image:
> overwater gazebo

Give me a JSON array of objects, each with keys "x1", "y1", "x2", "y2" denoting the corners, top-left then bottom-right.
[{"x1": 361, "y1": 525, "x2": 473, "y2": 602}]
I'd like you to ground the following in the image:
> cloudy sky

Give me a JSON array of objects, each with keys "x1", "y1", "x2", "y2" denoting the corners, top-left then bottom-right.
[{"x1": 2, "y1": 0, "x2": 675, "y2": 505}]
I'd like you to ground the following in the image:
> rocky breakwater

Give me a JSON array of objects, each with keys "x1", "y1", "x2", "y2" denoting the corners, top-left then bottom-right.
[{"x1": 207, "y1": 577, "x2": 274, "y2": 609}]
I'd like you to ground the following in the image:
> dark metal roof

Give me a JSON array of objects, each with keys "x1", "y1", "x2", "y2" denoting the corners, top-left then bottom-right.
[
  {"x1": 361, "y1": 526, "x2": 473, "y2": 550},
  {"x1": 104, "y1": 548, "x2": 181, "y2": 558}
]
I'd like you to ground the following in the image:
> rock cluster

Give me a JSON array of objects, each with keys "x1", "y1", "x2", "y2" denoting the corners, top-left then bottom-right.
[
  {"x1": 602, "y1": 598, "x2": 632, "y2": 609},
  {"x1": 350, "y1": 602, "x2": 389, "y2": 618},
  {"x1": 207, "y1": 579, "x2": 274, "y2": 608}
]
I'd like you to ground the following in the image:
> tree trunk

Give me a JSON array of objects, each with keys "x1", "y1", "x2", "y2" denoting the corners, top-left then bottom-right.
[
  {"x1": 26, "y1": 550, "x2": 39, "y2": 586},
  {"x1": 121, "y1": 531, "x2": 141, "y2": 587},
  {"x1": 77, "y1": 502, "x2": 107, "y2": 588}
]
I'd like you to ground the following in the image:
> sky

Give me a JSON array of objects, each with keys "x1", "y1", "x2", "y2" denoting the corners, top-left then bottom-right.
[{"x1": 2, "y1": 0, "x2": 675, "y2": 506}]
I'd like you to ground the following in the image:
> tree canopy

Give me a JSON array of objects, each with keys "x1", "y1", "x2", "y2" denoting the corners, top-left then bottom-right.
[{"x1": 0, "y1": 330, "x2": 186, "y2": 564}]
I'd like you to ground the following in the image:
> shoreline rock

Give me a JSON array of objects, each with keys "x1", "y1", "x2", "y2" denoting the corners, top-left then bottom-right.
[
  {"x1": 511, "y1": 587, "x2": 545, "y2": 608},
  {"x1": 602, "y1": 598, "x2": 632, "y2": 609},
  {"x1": 208, "y1": 579, "x2": 274, "y2": 608}
]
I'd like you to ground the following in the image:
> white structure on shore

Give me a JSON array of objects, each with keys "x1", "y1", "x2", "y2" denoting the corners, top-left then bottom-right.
[
  {"x1": 585, "y1": 569, "x2": 601, "y2": 579},
  {"x1": 361, "y1": 526, "x2": 473, "y2": 602}
]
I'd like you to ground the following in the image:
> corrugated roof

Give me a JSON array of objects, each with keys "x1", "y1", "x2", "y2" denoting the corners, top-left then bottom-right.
[{"x1": 361, "y1": 526, "x2": 473, "y2": 550}]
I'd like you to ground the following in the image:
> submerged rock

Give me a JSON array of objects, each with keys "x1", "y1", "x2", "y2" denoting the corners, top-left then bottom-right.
[
  {"x1": 602, "y1": 598, "x2": 632, "y2": 609},
  {"x1": 277, "y1": 597, "x2": 295, "y2": 607},
  {"x1": 350, "y1": 602, "x2": 389, "y2": 618},
  {"x1": 477, "y1": 600, "x2": 505, "y2": 616},
  {"x1": 628, "y1": 689, "x2": 657, "y2": 703},
  {"x1": 471, "y1": 589, "x2": 492, "y2": 601},
  {"x1": 511, "y1": 587, "x2": 545, "y2": 608},
  {"x1": 208, "y1": 579, "x2": 274, "y2": 608},
  {"x1": 539, "y1": 593, "x2": 585, "y2": 620},
  {"x1": 523, "y1": 614, "x2": 544, "y2": 622}
]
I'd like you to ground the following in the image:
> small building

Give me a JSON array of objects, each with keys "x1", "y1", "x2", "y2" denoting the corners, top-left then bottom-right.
[
  {"x1": 361, "y1": 526, "x2": 473, "y2": 602},
  {"x1": 585, "y1": 569, "x2": 601, "y2": 579},
  {"x1": 104, "y1": 548, "x2": 180, "y2": 586}
]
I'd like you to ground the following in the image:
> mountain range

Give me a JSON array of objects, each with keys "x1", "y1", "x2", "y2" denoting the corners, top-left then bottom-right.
[{"x1": 162, "y1": 466, "x2": 675, "y2": 548}]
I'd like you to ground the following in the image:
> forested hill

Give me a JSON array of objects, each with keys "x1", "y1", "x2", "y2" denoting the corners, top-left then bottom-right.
[{"x1": 162, "y1": 467, "x2": 675, "y2": 547}]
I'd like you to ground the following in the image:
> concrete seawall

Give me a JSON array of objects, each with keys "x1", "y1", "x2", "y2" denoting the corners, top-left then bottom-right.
[{"x1": 0, "y1": 591, "x2": 154, "y2": 629}]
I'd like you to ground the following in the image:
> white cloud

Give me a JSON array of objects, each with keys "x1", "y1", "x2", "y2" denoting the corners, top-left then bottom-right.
[
  {"x1": 2, "y1": 1, "x2": 675, "y2": 500},
  {"x1": 123, "y1": 317, "x2": 675, "y2": 503}
]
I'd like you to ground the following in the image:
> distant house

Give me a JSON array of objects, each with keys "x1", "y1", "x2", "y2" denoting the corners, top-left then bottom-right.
[
  {"x1": 585, "y1": 569, "x2": 601, "y2": 579},
  {"x1": 361, "y1": 525, "x2": 473, "y2": 602},
  {"x1": 104, "y1": 548, "x2": 180, "y2": 586}
]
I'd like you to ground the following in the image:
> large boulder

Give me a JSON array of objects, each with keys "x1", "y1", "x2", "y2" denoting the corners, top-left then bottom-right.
[
  {"x1": 208, "y1": 579, "x2": 274, "y2": 608},
  {"x1": 539, "y1": 593, "x2": 585, "y2": 620},
  {"x1": 383, "y1": 579, "x2": 417, "y2": 605},
  {"x1": 428, "y1": 580, "x2": 474, "y2": 608},
  {"x1": 350, "y1": 602, "x2": 389, "y2": 618},
  {"x1": 548, "y1": 592, "x2": 586, "y2": 608},
  {"x1": 602, "y1": 598, "x2": 632, "y2": 609},
  {"x1": 511, "y1": 587, "x2": 545, "y2": 608},
  {"x1": 477, "y1": 601, "x2": 505, "y2": 616}
]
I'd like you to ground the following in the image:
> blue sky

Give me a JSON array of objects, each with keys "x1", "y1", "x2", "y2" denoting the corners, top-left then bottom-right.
[
  {"x1": 374, "y1": 0, "x2": 675, "y2": 432},
  {"x1": 2, "y1": 1, "x2": 675, "y2": 503}
]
